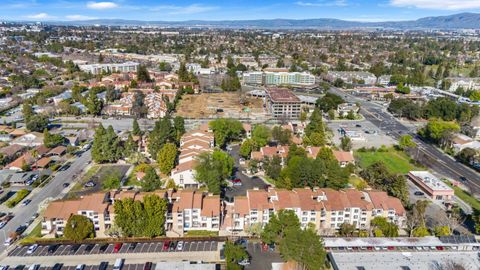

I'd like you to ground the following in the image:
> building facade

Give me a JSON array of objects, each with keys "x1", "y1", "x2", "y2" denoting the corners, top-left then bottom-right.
[
  {"x1": 265, "y1": 88, "x2": 302, "y2": 119},
  {"x1": 79, "y1": 61, "x2": 139, "y2": 75},
  {"x1": 243, "y1": 71, "x2": 315, "y2": 86}
]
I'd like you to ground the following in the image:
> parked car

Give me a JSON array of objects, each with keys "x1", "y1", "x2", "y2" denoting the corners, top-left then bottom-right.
[
  {"x1": 27, "y1": 244, "x2": 39, "y2": 254},
  {"x1": 99, "y1": 244, "x2": 109, "y2": 252},
  {"x1": 48, "y1": 244, "x2": 59, "y2": 254},
  {"x1": 27, "y1": 265, "x2": 39, "y2": 270},
  {"x1": 113, "y1": 259, "x2": 124, "y2": 270},
  {"x1": 75, "y1": 265, "x2": 85, "y2": 270},
  {"x1": 13, "y1": 266, "x2": 24, "y2": 270},
  {"x1": 163, "y1": 241, "x2": 170, "y2": 251},
  {"x1": 414, "y1": 191, "x2": 424, "y2": 196},
  {"x1": 84, "y1": 244, "x2": 95, "y2": 252},
  {"x1": 460, "y1": 176, "x2": 467, "y2": 182},
  {"x1": 15, "y1": 225, "x2": 27, "y2": 234},
  {"x1": 0, "y1": 266, "x2": 8, "y2": 270},
  {"x1": 177, "y1": 241, "x2": 184, "y2": 251},
  {"x1": 232, "y1": 179, "x2": 242, "y2": 186},
  {"x1": 62, "y1": 183, "x2": 70, "y2": 188},
  {"x1": 21, "y1": 199, "x2": 32, "y2": 206},
  {"x1": 169, "y1": 241, "x2": 177, "y2": 251},
  {"x1": 84, "y1": 181, "x2": 96, "y2": 188},
  {"x1": 113, "y1": 243, "x2": 122, "y2": 253},
  {"x1": 98, "y1": 262, "x2": 108, "y2": 270},
  {"x1": 143, "y1": 262, "x2": 152, "y2": 270},
  {"x1": 51, "y1": 264, "x2": 63, "y2": 270},
  {"x1": 70, "y1": 244, "x2": 81, "y2": 253},
  {"x1": 4, "y1": 237, "x2": 13, "y2": 246},
  {"x1": 0, "y1": 222, "x2": 6, "y2": 229},
  {"x1": 129, "y1": 242, "x2": 137, "y2": 250},
  {"x1": 238, "y1": 259, "x2": 250, "y2": 266}
]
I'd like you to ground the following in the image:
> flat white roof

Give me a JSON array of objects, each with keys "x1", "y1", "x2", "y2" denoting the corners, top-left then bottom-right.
[
  {"x1": 409, "y1": 171, "x2": 453, "y2": 192},
  {"x1": 324, "y1": 236, "x2": 479, "y2": 248},
  {"x1": 330, "y1": 251, "x2": 480, "y2": 270}
]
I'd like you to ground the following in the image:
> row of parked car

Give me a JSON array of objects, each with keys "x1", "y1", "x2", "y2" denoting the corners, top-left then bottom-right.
[
  {"x1": 0, "y1": 259, "x2": 154, "y2": 270},
  {"x1": 326, "y1": 245, "x2": 462, "y2": 252}
]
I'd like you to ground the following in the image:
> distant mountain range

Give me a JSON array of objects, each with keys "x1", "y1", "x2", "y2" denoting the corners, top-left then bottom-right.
[{"x1": 41, "y1": 12, "x2": 480, "y2": 29}]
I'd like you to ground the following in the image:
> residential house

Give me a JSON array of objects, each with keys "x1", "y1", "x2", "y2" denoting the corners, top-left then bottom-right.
[
  {"x1": 337, "y1": 103, "x2": 360, "y2": 118},
  {"x1": 451, "y1": 133, "x2": 480, "y2": 154},
  {"x1": 11, "y1": 132, "x2": 44, "y2": 147}
]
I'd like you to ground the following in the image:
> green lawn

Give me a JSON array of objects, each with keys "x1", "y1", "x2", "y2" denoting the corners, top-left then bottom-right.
[
  {"x1": 355, "y1": 148, "x2": 420, "y2": 174},
  {"x1": 452, "y1": 186, "x2": 480, "y2": 211},
  {"x1": 184, "y1": 230, "x2": 219, "y2": 237}
]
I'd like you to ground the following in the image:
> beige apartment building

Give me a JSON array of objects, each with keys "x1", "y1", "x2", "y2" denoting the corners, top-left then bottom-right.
[{"x1": 224, "y1": 188, "x2": 405, "y2": 236}]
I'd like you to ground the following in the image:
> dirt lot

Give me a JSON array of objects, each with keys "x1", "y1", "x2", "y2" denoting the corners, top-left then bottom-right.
[{"x1": 176, "y1": 92, "x2": 266, "y2": 118}]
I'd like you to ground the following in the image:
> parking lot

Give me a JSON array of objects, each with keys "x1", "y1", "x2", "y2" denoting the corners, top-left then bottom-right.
[
  {"x1": 328, "y1": 119, "x2": 396, "y2": 149},
  {"x1": 17, "y1": 263, "x2": 155, "y2": 270},
  {"x1": 8, "y1": 240, "x2": 220, "y2": 257}
]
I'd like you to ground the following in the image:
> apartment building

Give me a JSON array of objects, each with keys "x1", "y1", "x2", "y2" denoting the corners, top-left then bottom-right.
[
  {"x1": 326, "y1": 71, "x2": 377, "y2": 85},
  {"x1": 243, "y1": 71, "x2": 315, "y2": 86},
  {"x1": 79, "y1": 61, "x2": 139, "y2": 75},
  {"x1": 41, "y1": 193, "x2": 112, "y2": 237},
  {"x1": 265, "y1": 88, "x2": 302, "y2": 119},
  {"x1": 167, "y1": 190, "x2": 221, "y2": 236},
  {"x1": 103, "y1": 92, "x2": 135, "y2": 116},
  {"x1": 226, "y1": 188, "x2": 405, "y2": 235},
  {"x1": 144, "y1": 92, "x2": 167, "y2": 119},
  {"x1": 170, "y1": 128, "x2": 214, "y2": 188},
  {"x1": 446, "y1": 77, "x2": 480, "y2": 92}
]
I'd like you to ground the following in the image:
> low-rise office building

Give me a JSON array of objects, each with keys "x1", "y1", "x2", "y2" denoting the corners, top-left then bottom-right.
[
  {"x1": 265, "y1": 88, "x2": 302, "y2": 119},
  {"x1": 243, "y1": 71, "x2": 315, "y2": 86},
  {"x1": 79, "y1": 61, "x2": 139, "y2": 75},
  {"x1": 407, "y1": 171, "x2": 454, "y2": 201}
]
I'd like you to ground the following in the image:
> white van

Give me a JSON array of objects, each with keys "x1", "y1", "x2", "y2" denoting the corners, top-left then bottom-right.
[
  {"x1": 3, "y1": 237, "x2": 13, "y2": 246},
  {"x1": 113, "y1": 258, "x2": 124, "y2": 270},
  {"x1": 28, "y1": 265, "x2": 40, "y2": 270},
  {"x1": 75, "y1": 264, "x2": 85, "y2": 270}
]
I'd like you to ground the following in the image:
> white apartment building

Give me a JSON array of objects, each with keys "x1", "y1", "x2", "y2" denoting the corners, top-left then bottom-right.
[
  {"x1": 326, "y1": 71, "x2": 377, "y2": 85},
  {"x1": 446, "y1": 77, "x2": 480, "y2": 92},
  {"x1": 243, "y1": 71, "x2": 315, "y2": 86},
  {"x1": 79, "y1": 61, "x2": 139, "y2": 75}
]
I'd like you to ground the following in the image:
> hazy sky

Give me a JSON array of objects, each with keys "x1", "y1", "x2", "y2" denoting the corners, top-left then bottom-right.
[{"x1": 1, "y1": 0, "x2": 480, "y2": 22}]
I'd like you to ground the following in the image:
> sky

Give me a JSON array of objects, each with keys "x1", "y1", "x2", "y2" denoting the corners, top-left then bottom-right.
[{"x1": 1, "y1": 0, "x2": 480, "y2": 22}]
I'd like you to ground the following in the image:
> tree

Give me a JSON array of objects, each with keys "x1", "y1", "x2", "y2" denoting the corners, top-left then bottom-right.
[
  {"x1": 395, "y1": 83, "x2": 411, "y2": 94},
  {"x1": 434, "y1": 226, "x2": 451, "y2": 236},
  {"x1": 159, "y1": 61, "x2": 172, "y2": 72},
  {"x1": 263, "y1": 156, "x2": 282, "y2": 180},
  {"x1": 338, "y1": 222, "x2": 356, "y2": 236},
  {"x1": 141, "y1": 167, "x2": 162, "y2": 192},
  {"x1": 412, "y1": 226, "x2": 430, "y2": 237},
  {"x1": 195, "y1": 150, "x2": 234, "y2": 194},
  {"x1": 26, "y1": 114, "x2": 49, "y2": 132},
  {"x1": 22, "y1": 103, "x2": 34, "y2": 122},
  {"x1": 239, "y1": 139, "x2": 255, "y2": 158},
  {"x1": 419, "y1": 119, "x2": 460, "y2": 145},
  {"x1": 316, "y1": 93, "x2": 345, "y2": 112},
  {"x1": 157, "y1": 143, "x2": 177, "y2": 174},
  {"x1": 456, "y1": 147, "x2": 478, "y2": 165},
  {"x1": 398, "y1": 135, "x2": 416, "y2": 150},
  {"x1": 224, "y1": 241, "x2": 249, "y2": 270},
  {"x1": 173, "y1": 116, "x2": 185, "y2": 142},
  {"x1": 271, "y1": 126, "x2": 291, "y2": 145},
  {"x1": 136, "y1": 65, "x2": 151, "y2": 82},
  {"x1": 340, "y1": 136, "x2": 352, "y2": 151},
  {"x1": 252, "y1": 125, "x2": 270, "y2": 148},
  {"x1": 43, "y1": 128, "x2": 65, "y2": 148},
  {"x1": 64, "y1": 215, "x2": 95, "y2": 241},
  {"x1": 148, "y1": 117, "x2": 175, "y2": 158},
  {"x1": 209, "y1": 118, "x2": 244, "y2": 148},
  {"x1": 91, "y1": 125, "x2": 124, "y2": 163},
  {"x1": 371, "y1": 216, "x2": 399, "y2": 237},
  {"x1": 132, "y1": 118, "x2": 142, "y2": 136},
  {"x1": 84, "y1": 89, "x2": 103, "y2": 115}
]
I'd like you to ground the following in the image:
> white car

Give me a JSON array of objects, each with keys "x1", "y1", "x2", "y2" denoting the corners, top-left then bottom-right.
[
  {"x1": 0, "y1": 265, "x2": 9, "y2": 270},
  {"x1": 27, "y1": 244, "x2": 39, "y2": 254},
  {"x1": 75, "y1": 264, "x2": 85, "y2": 270},
  {"x1": 177, "y1": 241, "x2": 184, "y2": 251},
  {"x1": 238, "y1": 259, "x2": 250, "y2": 266},
  {"x1": 0, "y1": 222, "x2": 6, "y2": 229},
  {"x1": 4, "y1": 237, "x2": 13, "y2": 246}
]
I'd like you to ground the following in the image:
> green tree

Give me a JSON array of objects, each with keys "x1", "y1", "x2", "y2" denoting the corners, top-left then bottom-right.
[
  {"x1": 239, "y1": 139, "x2": 255, "y2": 159},
  {"x1": 136, "y1": 65, "x2": 151, "y2": 82},
  {"x1": 141, "y1": 167, "x2": 162, "y2": 192},
  {"x1": 91, "y1": 125, "x2": 124, "y2": 163},
  {"x1": 412, "y1": 226, "x2": 430, "y2": 237},
  {"x1": 224, "y1": 241, "x2": 249, "y2": 270},
  {"x1": 43, "y1": 128, "x2": 65, "y2": 148},
  {"x1": 340, "y1": 136, "x2": 352, "y2": 151},
  {"x1": 22, "y1": 103, "x2": 34, "y2": 122},
  {"x1": 173, "y1": 116, "x2": 185, "y2": 142},
  {"x1": 398, "y1": 135, "x2": 416, "y2": 150},
  {"x1": 263, "y1": 156, "x2": 282, "y2": 180},
  {"x1": 148, "y1": 117, "x2": 175, "y2": 158},
  {"x1": 84, "y1": 89, "x2": 103, "y2": 115},
  {"x1": 271, "y1": 126, "x2": 291, "y2": 145},
  {"x1": 371, "y1": 216, "x2": 399, "y2": 237},
  {"x1": 252, "y1": 125, "x2": 271, "y2": 148},
  {"x1": 434, "y1": 226, "x2": 451, "y2": 236},
  {"x1": 419, "y1": 119, "x2": 460, "y2": 145},
  {"x1": 209, "y1": 118, "x2": 244, "y2": 148},
  {"x1": 338, "y1": 222, "x2": 356, "y2": 236},
  {"x1": 157, "y1": 143, "x2": 177, "y2": 174},
  {"x1": 64, "y1": 215, "x2": 95, "y2": 241},
  {"x1": 316, "y1": 93, "x2": 345, "y2": 112},
  {"x1": 26, "y1": 114, "x2": 49, "y2": 132},
  {"x1": 195, "y1": 150, "x2": 234, "y2": 194},
  {"x1": 132, "y1": 118, "x2": 142, "y2": 136}
]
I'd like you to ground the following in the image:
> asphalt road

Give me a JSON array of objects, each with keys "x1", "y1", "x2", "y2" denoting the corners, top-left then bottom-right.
[
  {"x1": 225, "y1": 145, "x2": 268, "y2": 198},
  {"x1": 0, "y1": 150, "x2": 92, "y2": 254},
  {"x1": 330, "y1": 87, "x2": 480, "y2": 195}
]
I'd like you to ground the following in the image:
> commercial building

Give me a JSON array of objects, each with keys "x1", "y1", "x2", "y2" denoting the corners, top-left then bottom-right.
[
  {"x1": 265, "y1": 88, "x2": 302, "y2": 119},
  {"x1": 79, "y1": 61, "x2": 139, "y2": 75},
  {"x1": 226, "y1": 187, "x2": 405, "y2": 235},
  {"x1": 446, "y1": 77, "x2": 480, "y2": 92},
  {"x1": 407, "y1": 171, "x2": 454, "y2": 201},
  {"x1": 243, "y1": 71, "x2": 315, "y2": 86}
]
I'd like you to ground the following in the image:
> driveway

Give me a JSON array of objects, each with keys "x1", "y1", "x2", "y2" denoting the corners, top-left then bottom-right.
[{"x1": 225, "y1": 145, "x2": 268, "y2": 198}]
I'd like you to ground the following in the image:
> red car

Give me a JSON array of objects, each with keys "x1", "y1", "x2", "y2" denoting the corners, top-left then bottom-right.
[
  {"x1": 163, "y1": 241, "x2": 170, "y2": 251},
  {"x1": 113, "y1": 243, "x2": 122, "y2": 253},
  {"x1": 387, "y1": 246, "x2": 395, "y2": 251},
  {"x1": 436, "y1": 246, "x2": 444, "y2": 251}
]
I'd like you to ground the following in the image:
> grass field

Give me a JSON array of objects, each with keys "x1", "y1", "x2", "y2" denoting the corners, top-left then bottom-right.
[
  {"x1": 452, "y1": 186, "x2": 480, "y2": 211},
  {"x1": 354, "y1": 148, "x2": 420, "y2": 174}
]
